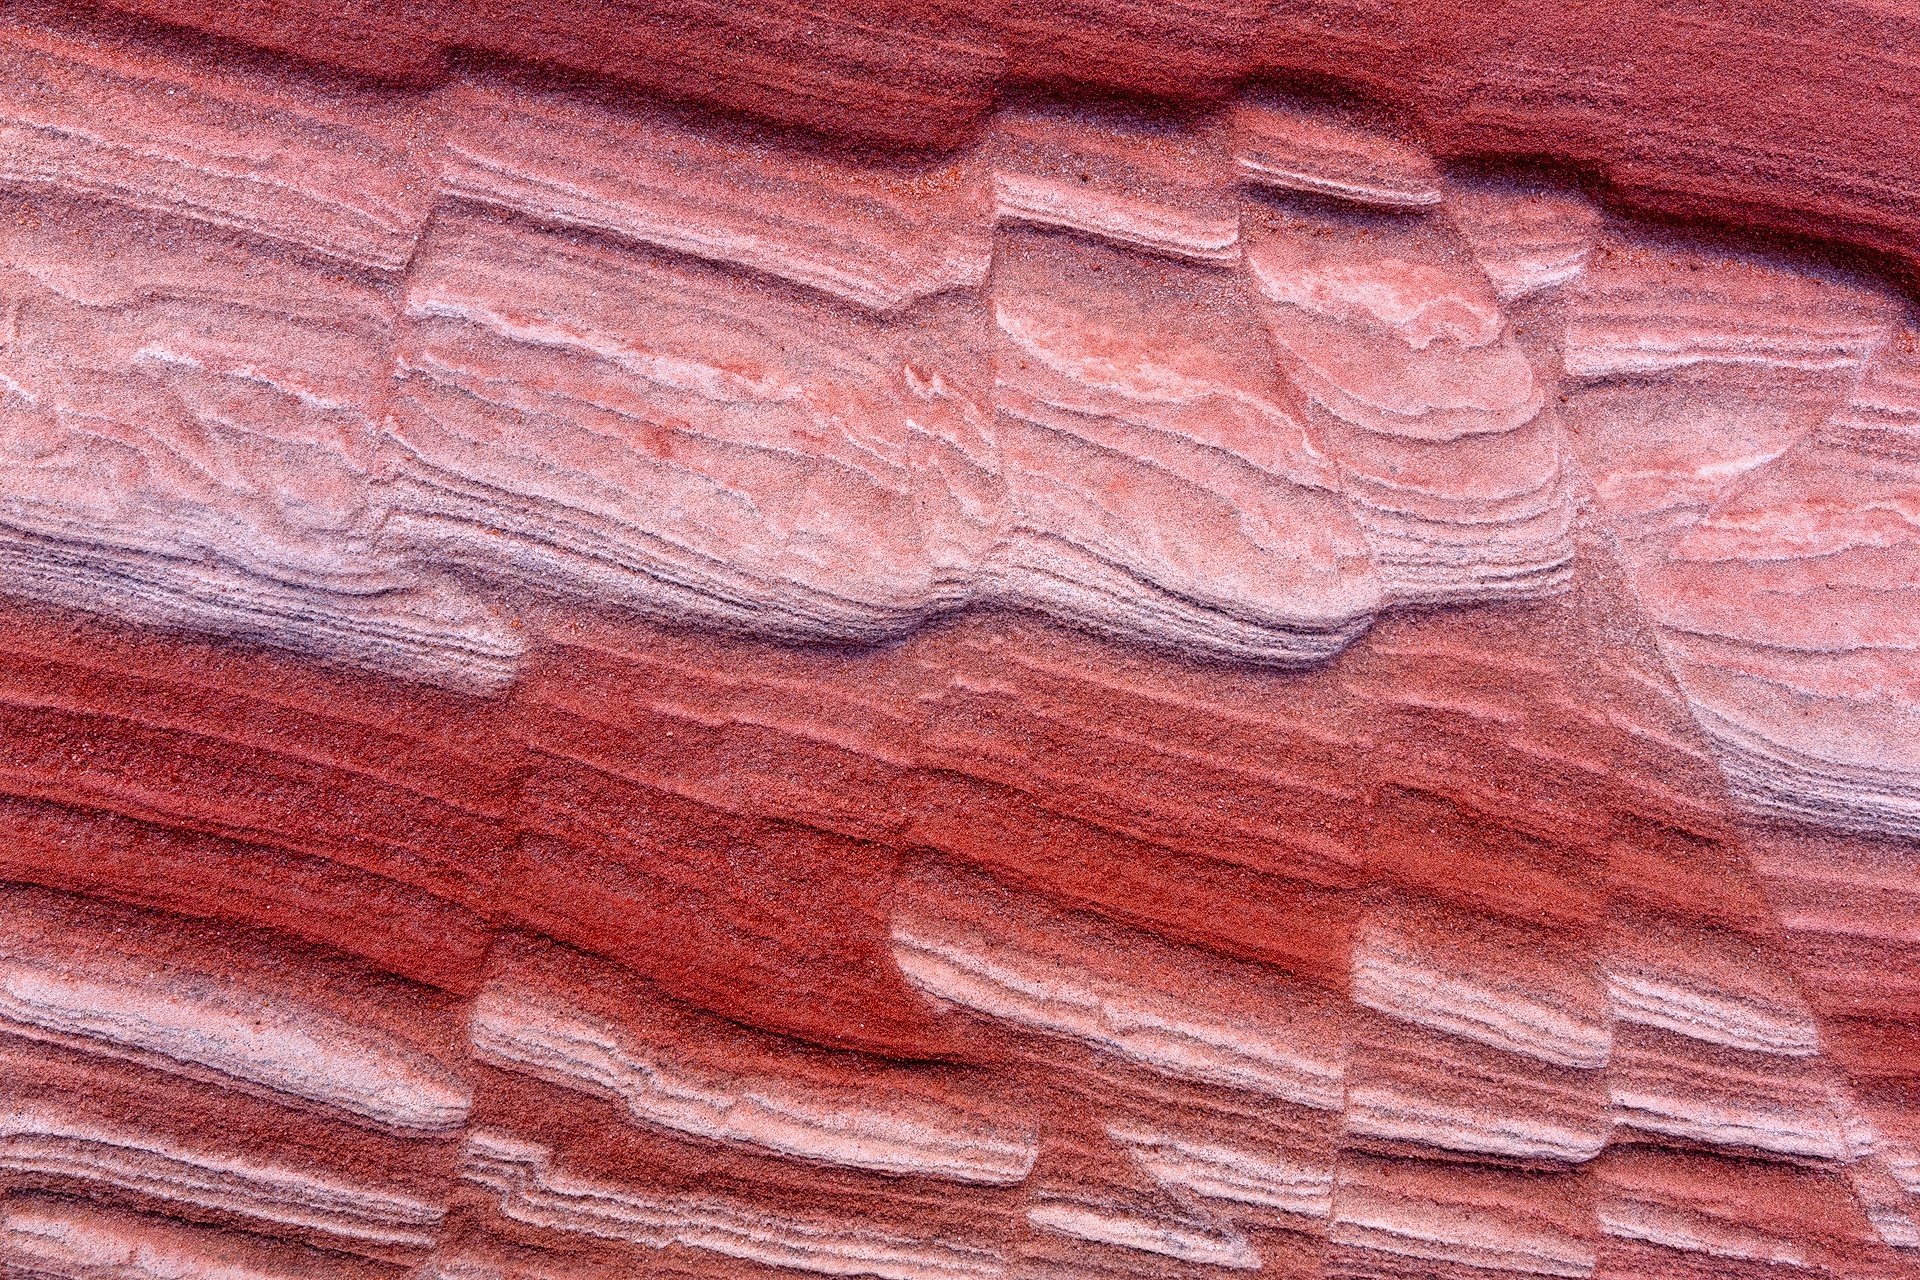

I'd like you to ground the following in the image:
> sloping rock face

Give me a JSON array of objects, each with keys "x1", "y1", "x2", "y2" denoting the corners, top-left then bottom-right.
[{"x1": 0, "y1": 8, "x2": 1918, "y2": 1280}]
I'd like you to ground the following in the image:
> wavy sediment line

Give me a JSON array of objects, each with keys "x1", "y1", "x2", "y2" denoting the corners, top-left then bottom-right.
[{"x1": 0, "y1": 20, "x2": 1913, "y2": 836}]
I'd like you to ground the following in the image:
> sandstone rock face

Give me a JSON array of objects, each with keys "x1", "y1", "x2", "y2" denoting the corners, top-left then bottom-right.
[{"x1": 0, "y1": 8, "x2": 1917, "y2": 1280}]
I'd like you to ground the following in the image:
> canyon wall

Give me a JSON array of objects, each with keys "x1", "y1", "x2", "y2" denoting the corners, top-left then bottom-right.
[{"x1": 0, "y1": 6, "x2": 1917, "y2": 1279}]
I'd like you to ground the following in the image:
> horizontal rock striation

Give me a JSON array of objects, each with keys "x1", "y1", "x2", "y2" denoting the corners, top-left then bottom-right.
[
  {"x1": 1, "y1": 594, "x2": 1914, "y2": 1278},
  {"x1": 27, "y1": 0, "x2": 1920, "y2": 296},
  {"x1": 0, "y1": 22, "x2": 1912, "y2": 835},
  {"x1": 0, "y1": 9, "x2": 1915, "y2": 1280}
]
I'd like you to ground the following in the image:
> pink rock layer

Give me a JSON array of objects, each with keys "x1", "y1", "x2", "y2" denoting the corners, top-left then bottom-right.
[
  {"x1": 23, "y1": 0, "x2": 1920, "y2": 294},
  {"x1": 2, "y1": 21, "x2": 1913, "y2": 835},
  {"x1": 0, "y1": 11, "x2": 1916, "y2": 1280}
]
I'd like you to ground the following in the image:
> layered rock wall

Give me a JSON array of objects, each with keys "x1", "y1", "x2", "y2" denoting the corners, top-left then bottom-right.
[{"x1": 0, "y1": 9, "x2": 1917, "y2": 1280}]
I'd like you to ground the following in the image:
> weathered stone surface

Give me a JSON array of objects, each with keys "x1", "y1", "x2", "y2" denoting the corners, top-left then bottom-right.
[{"x1": 0, "y1": 10, "x2": 1916, "y2": 1280}]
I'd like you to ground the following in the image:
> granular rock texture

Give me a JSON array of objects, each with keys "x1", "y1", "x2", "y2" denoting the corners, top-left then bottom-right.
[{"x1": 0, "y1": 6, "x2": 1917, "y2": 1280}]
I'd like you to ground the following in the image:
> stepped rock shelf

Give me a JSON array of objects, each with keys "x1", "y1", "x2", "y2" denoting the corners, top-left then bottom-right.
[{"x1": 0, "y1": 5, "x2": 1918, "y2": 1279}]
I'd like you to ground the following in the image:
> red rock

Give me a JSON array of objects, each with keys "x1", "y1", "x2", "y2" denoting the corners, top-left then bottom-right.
[
  {"x1": 0, "y1": 886, "x2": 473, "y2": 1131},
  {"x1": 0, "y1": 603, "x2": 517, "y2": 991},
  {"x1": 1451, "y1": 182, "x2": 1602, "y2": 303},
  {"x1": 0, "y1": 20, "x2": 433, "y2": 271},
  {"x1": 989, "y1": 226, "x2": 1379, "y2": 664},
  {"x1": 438, "y1": 80, "x2": 992, "y2": 315},
  {"x1": 0, "y1": 1037, "x2": 453, "y2": 1264},
  {"x1": 991, "y1": 104, "x2": 1240, "y2": 263},
  {"x1": 1, "y1": 1197, "x2": 418, "y2": 1280},
  {"x1": 26, "y1": 0, "x2": 1920, "y2": 297},
  {"x1": 470, "y1": 932, "x2": 1035, "y2": 1184},
  {"x1": 1560, "y1": 237, "x2": 1918, "y2": 838},
  {"x1": 386, "y1": 209, "x2": 996, "y2": 650},
  {"x1": 1328, "y1": 1153, "x2": 1597, "y2": 1277},
  {"x1": 1232, "y1": 101, "x2": 1443, "y2": 211},
  {"x1": 0, "y1": 10, "x2": 1914, "y2": 1278},
  {"x1": 0, "y1": 197, "x2": 517, "y2": 688},
  {"x1": 1244, "y1": 156, "x2": 1574, "y2": 607},
  {"x1": 1594, "y1": 1149, "x2": 1906, "y2": 1278}
]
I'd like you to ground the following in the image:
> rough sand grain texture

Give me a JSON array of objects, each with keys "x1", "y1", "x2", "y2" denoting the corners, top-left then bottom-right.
[{"x1": 0, "y1": 8, "x2": 1917, "y2": 1280}]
